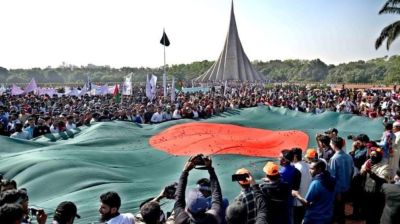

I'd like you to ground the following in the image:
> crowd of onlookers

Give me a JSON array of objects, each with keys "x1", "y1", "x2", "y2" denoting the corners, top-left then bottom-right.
[
  {"x1": 1, "y1": 83, "x2": 400, "y2": 140},
  {"x1": 1, "y1": 83, "x2": 400, "y2": 223},
  {"x1": 1, "y1": 124, "x2": 400, "y2": 224}
]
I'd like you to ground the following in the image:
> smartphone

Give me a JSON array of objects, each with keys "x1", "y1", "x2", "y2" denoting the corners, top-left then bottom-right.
[
  {"x1": 232, "y1": 173, "x2": 249, "y2": 182},
  {"x1": 30, "y1": 208, "x2": 38, "y2": 216}
]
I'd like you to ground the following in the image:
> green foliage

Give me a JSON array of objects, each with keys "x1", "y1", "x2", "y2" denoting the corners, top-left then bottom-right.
[
  {"x1": 376, "y1": 0, "x2": 400, "y2": 49},
  {"x1": 0, "y1": 56, "x2": 400, "y2": 84}
]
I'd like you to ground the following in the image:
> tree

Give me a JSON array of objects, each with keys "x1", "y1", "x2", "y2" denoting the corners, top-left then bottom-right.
[{"x1": 376, "y1": 0, "x2": 400, "y2": 50}]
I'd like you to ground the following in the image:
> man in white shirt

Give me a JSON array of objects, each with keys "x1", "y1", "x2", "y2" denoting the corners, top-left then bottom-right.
[
  {"x1": 66, "y1": 115, "x2": 77, "y2": 130},
  {"x1": 150, "y1": 107, "x2": 164, "y2": 124},
  {"x1": 10, "y1": 122, "x2": 29, "y2": 140},
  {"x1": 172, "y1": 107, "x2": 182, "y2": 119},
  {"x1": 291, "y1": 148, "x2": 312, "y2": 224},
  {"x1": 390, "y1": 121, "x2": 400, "y2": 177},
  {"x1": 99, "y1": 191, "x2": 135, "y2": 224}
]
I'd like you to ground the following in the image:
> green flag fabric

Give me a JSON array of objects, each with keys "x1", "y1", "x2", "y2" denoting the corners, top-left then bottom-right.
[{"x1": 0, "y1": 107, "x2": 383, "y2": 223}]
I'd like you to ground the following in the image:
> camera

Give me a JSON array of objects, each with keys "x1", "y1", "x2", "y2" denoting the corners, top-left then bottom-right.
[
  {"x1": 347, "y1": 135, "x2": 354, "y2": 140},
  {"x1": 192, "y1": 154, "x2": 206, "y2": 166},
  {"x1": 164, "y1": 182, "x2": 178, "y2": 199}
]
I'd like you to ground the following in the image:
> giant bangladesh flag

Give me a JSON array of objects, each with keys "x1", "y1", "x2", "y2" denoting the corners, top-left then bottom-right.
[{"x1": 0, "y1": 107, "x2": 383, "y2": 223}]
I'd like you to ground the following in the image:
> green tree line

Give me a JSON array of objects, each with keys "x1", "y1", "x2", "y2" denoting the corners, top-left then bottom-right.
[{"x1": 1, "y1": 56, "x2": 400, "y2": 84}]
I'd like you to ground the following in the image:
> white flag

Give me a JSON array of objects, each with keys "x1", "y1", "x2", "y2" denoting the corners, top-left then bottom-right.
[
  {"x1": 69, "y1": 87, "x2": 80, "y2": 96},
  {"x1": 90, "y1": 84, "x2": 98, "y2": 96},
  {"x1": 171, "y1": 76, "x2": 176, "y2": 102},
  {"x1": 123, "y1": 73, "x2": 132, "y2": 95},
  {"x1": 95, "y1": 84, "x2": 109, "y2": 95},
  {"x1": 24, "y1": 78, "x2": 38, "y2": 94},
  {"x1": 150, "y1": 74, "x2": 157, "y2": 100},
  {"x1": 11, "y1": 84, "x2": 24, "y2": 96},
  {"x1": 146, "y1": 74, "x2": 152, "y2": 99},
  {"x1": 79, "y1": 84, "x2": 87, "y2": 96}
]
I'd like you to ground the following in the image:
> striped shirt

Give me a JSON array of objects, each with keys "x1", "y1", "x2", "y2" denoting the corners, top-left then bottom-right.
[{"x1": 235, "y1": 187, "x2": 256, "y2": 224}]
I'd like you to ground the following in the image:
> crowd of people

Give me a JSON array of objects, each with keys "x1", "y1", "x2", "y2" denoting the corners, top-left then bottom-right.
[
  {"x1": 1, "y1": 83, "x2": 400, "y2": 140},
  {"x1": 1, "y1": 83, "x2": 400, "y2": 223},
  {"x1": 1, "y1": 126, "x2": 400, "y2": 224}
]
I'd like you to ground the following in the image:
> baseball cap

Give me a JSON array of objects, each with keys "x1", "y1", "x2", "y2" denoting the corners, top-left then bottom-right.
[
  {"x1": 393, "y1": 121, "x2": 400, "y2": 127},
  {"x1": 55, "y1": 201, "x2": 80, "y2": 219},
  {"x1": 305, "y1": 149, "x2": 317, "y2": 159},
  {"x1": 263, "y1": 162, "x2": 279, "y2": 176},
  {"x1": 235, "y1": 168, "x2": 251, "y2": 185},
  {"x1": 186, "y1": 189, "x2": 208, "y2": 214},
  {"x1": 324, "y1": 128, "x2": 338, "y2": 135}
]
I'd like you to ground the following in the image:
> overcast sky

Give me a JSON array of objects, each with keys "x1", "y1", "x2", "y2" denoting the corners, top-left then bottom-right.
[{"x1": 0, "y1": 0, "x2": 399, "y2": 69}]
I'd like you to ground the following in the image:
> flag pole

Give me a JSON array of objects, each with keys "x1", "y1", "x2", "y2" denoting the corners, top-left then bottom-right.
[{"x1": 163, "y1": 28, "x2": 167, "y2": 97}]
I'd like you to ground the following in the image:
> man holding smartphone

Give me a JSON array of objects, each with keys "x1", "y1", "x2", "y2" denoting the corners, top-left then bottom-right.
[
  {"x1": 232, "y1": 168, "x2": 257, "y2": 224},
  {"x1": 173, "y1": 155, "x2": 222, "y2": 224}
]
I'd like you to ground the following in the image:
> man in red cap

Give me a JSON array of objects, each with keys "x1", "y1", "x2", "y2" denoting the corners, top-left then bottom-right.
[
  {"x1": 226, "y1": 170, "x2": 267, "y2": 224},
  {"x1": 232, "y1": 168, "x2": 257, "y2": 224},
  {"x1": 260, "y1": 162, "x2": 291, "y2": 224}
]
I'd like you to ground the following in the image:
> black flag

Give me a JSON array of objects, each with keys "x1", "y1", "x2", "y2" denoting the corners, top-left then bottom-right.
[{"x1": 160, "y1": 31, "x2": 170, "y2": 47}]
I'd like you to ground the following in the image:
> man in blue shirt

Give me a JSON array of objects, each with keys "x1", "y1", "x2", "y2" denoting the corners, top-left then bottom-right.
[
  {"x1": 300, "y1": 159, "x2": 336, "y2": 224},
  {"x1": 279, "y1": 149, "x2": 301, "y2": 224},
  {"x1": 329, "y1": 136, "x2": 354, "y2": 224}
]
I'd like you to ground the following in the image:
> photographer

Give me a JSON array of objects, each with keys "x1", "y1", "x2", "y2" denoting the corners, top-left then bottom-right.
[
  {"x1": 135, "y1": 183, "x2": 177, "y2": 224},
  {"x1": 232, "y1": 168, "x2": 257, "y2": 224},
  {"x1": 0, "y1": 189, "x2": 47, "y2": 224},
  {"x1": 173, "y1": 154, "x2": 222, "y2": 224},
  {"x1": 226, "y1": 172, "x2": 267, "y2": 224},
  {"x1": 196, "y1": 178, "x2": 229, "y2": 224}
]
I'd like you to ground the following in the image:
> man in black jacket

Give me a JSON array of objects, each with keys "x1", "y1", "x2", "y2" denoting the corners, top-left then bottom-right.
[
  {"x1": 173, "y1": 155, "x2": 222, "y2": 224},
  {"x1": 260, "y1": 161, "x2": 291, "y2": 224}
]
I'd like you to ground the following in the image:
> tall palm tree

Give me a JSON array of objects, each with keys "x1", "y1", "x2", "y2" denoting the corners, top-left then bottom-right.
[{"x1": 376, "y1": 0, "x2": 400, "y2": 50}]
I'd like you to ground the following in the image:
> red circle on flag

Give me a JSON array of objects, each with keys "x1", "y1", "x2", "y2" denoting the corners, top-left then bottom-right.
[{"x1": 149, "y1": 123, "x2": 309, "y2": 157}]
